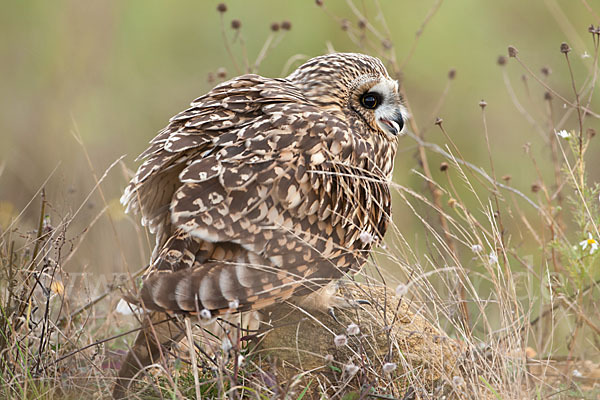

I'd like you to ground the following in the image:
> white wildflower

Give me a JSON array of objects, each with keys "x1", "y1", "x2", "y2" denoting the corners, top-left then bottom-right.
[
  {"x1": 382, "y1": 362, "x2": 397, "y2": 374},
  {"x1": 572, "y1": 369, "x2": 583, "y2": 378},
  {"x1": 115, "y1": 298, "x2": 141, "y2": 316},
  {"x1": 324, "y1": 354, "x2": 334, "y2": 363},
  {"x1": 471, "y1": 244, "x2": 483, "y2": 253},
  {"x1": 489, "y1": 252, "x2": 498, "y2": 264},
  {"x1": 395, "y1": 283, "x2": 408, "y2": 297},
  {"x1": 345, "y1": 363, "x2": 359, "y2": 376},
  {"x1": 582, "y1": 51, "x2": 591, "y2": 59},
  {"x1": 346, "y1": 323, "x2": 360, "y2": 336},
  {"x1": 579, "y1": 232, "x2": 599, "y2": 255},
  {"x1": 237, "y1": 354, "x2": 245, "y2": 367},
  {"x1": 199, "y1": 308, "x2": 212, "y2": 320},
  {"x1": 555, "y1": 129, "x2": 571, "y2": 139},
  {"x1": 334, "y1": 334, "x2": 347, "y2": 347},
  {"x1": 359, "y1": 231, "x2": 375, "y2": 245}
]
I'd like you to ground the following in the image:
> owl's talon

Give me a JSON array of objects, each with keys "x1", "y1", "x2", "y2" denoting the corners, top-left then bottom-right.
[{"x1": 328, "y1": 306, "x2": 341, "y2": 324}]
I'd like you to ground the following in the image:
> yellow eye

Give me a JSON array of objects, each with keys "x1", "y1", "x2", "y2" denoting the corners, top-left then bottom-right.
[{"x1": 360, "y1": 93, "x2": 379, "y2": 109}]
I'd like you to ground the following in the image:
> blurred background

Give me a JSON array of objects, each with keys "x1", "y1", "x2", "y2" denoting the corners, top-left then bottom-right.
[{"x1": 1, "y1": 1, "x2": 598, "y2": 316}]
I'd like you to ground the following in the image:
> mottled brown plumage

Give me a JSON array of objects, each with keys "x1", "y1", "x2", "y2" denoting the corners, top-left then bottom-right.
[{"x1": 121, "y1": 52, "x2": 404, "y2": 317}]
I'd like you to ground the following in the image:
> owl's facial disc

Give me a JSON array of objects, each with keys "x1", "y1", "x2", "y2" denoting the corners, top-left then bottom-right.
[{"x1": 368, "y1": 80, "x2": 405, "y2": 137}]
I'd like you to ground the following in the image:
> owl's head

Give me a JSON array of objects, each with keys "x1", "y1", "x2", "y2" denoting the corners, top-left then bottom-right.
[{"x1": 287, "y1": 52, "x2": 406, "y2": 139}]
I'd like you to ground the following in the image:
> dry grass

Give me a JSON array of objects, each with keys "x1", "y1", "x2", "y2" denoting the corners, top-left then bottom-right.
[{"x1": 2, "y1": 1, "x2": 600, "y2": 399}]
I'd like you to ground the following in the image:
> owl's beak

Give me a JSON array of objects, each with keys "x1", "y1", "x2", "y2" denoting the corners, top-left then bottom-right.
[{"x1": 378, "y1": 115, "x2": 404, "y2": 136}]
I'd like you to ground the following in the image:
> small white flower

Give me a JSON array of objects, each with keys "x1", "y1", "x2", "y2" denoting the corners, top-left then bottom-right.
[
  {"x1": 382, "y1": 362, "x2": 397, "y2": 374},
  {"x1": 345, "y1": 363, "x2": 359, "y2": 376},
  {"x1": 346, "y1": 323, "x2": 360, "y2": 336},
  {"x1": 359, "y1": 231, "x2": 375, "y2": 245},
  {"x1": 237, "y1": 354, "x2": 245, "y2": 367},
  {"x1": 324, "y1": 354, "x2": 334, "y2": 363},
  {"x1": 395, "y1": 283, "x2": 408, "y2": 297},
  {"x1": 572, "y1": 369, "x2": 583, "y2": 378},
  {"x1": 334, "y1": 334, "x2": 347, "y2": 347},
  {"x1": 471, "y1": 244, "x2": 483, "y2": 253},
  {"x1": 452, "y1": 375, "x2": 465, "y2": 386},
  {"x1": 221, "y1": 337, "x2": 232, "y2": 352},
  {"x1": 199, "y1": 308, "x2": 212, "y2": 320},
  {"x1": 115, "y1": 298, "x2": 141, "y2": 316},
  {"x1": 489, "y1": 252, "x2": 498, "y2": 264},
  {"x1": 228, "y1": 299, "x2": 240, "y2": 310},
  {"x1": 555, "y1": 129, "x2": 571, "y2": 139},
  {"x1": 579, "y1": 232, "x2": 599, "y2": 255},
  {"x1": 582, "y1": 51, "x2": 591, "y2": 59}
]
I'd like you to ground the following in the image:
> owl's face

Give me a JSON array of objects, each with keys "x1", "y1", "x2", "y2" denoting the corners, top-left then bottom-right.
[
  {"x1": 288, "y1": 53, "x2": 405, "y2": 141},
  {"x1": 347, "y1": 75, "x2": 404, "y2": 139}
]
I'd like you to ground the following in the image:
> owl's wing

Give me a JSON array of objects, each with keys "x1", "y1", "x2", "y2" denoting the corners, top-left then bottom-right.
[{"x1": 123, "y1": 75, "x2": 390, "y2": 314}]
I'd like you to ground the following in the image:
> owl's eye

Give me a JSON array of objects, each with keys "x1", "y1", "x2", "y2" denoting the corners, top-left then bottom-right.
[{"x1": 360, "y1": 93, "x2": 380, "y2": 109}]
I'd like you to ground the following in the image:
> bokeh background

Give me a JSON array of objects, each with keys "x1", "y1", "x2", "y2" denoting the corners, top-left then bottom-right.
[{"x1": 1, "y1": 0, "x2": 598, "y2": 305}]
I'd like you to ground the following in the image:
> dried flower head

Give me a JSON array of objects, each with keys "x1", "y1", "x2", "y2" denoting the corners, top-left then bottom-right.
[
  {"x1": 217, "y1": 67, "x2": 227, "y2": 79},
  {"x1": 452, "y1": 375, "x2": 465, "y2": 386},
  {"x1": 502, "y1": 175, "x2": 511, "y2": 182},
  {"x1": 560, "y1": 42, "x2": 571, "y2": 54},
  {"x1": 448, "y1": 68, "x2": 456, "y2": 80},
  {"x1": 324, "y1": 354, "x2": 334, "y2": 363},
  {"x1": 382, "y1": 39, "x2": 393, "y2": 49},
  {"x1": 221, "y1": 337, "x2": 232, "y2": 352},
  {"x1": 435, "y1": 117, "x2": 443, "y2": 126},
  {"x1": 270, "y1": 22, "x2": 280, "y2": 32},
  {"x1": 479, "y1": 100, "x2": 487, "y2": 109},
  {"x1": 346, "y1": 323, "x2": 360, "y2": 336},
  {"x1": 383, "y1": 362, "x2": 397, "y2": 374},
  {"x1": 541, "y1": 66, "x2": 551, "y2": 76},
  {"x1": 345, "y1": 363, "x2": 359, "y2": 376},
  {"x1": 489, "y1": 252, "x2": 499, "y2": 264},
  {"x1": 440, "y1": 162, "x2": 449, "y2": 172},
  {"x1": 231, "y1": 19, "x2": 241, "y2": 30},
  {"x1": 395, "y1": 283, "x2": 408, "y2": 297},
  {"x1": 531, "y1": 182, "x2": 541, "y2": 193},
  {"x1": 497, "y1": 55, "x2": 507, "y2": 66},
  {"x1": 507, "y1": 45, "x2": 518, "y2": 57},
  {"x1": 228, "y1": 298, "x2": 240, "y2": 310},
  {"x1": 341, "y1": 19, "x2": 350, "y2": 31},
  {"x1": 587, "y1": 128, "x2": 596, "y2": 139},
  {"x1": 281, "y1": 21, "x2": 291, "y2": 30},
  {"x1": 315, "y1": 0, "x2": 324, "y2": 6},
  {"x1": 334, "y1": 334, "x2": 347, "y2": 347},
  {"x1": 217, "y1": 3, "x2": 227, "y2": 13},
  {"x1": 359, "y1": 230, "x2": 375, "y2": 245},
  {"x1": 358, "y1": 19, "x2": 367, "y2": 29},
  {"x1": 200, "y1": 308, "x2": 212, "y2": 319},
  {"x1": 544, "y1": 91, "x2": 552, "y2": 101}
]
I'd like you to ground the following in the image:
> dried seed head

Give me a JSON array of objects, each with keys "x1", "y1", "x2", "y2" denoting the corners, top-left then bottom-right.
[
  {"x1": 471, "y1": 244, "x2": 483, "y2": 253},
  {"x1": 452, "y1": 375, "x2": 465, "y2": 386},
  {"x1": 345, "y1": 363, "x2": 359, "y2": 376},
  {"x1": 479, "y1": 100, "x2": 487, "y2": 109},
  {"x1": 270, "y1": 22, "x2": 280, "y2": 32},
  {"x1": 217, "y1": 67, "x2": 227, "y2": 79},
  {"x1": 502, "y1": 175, "x2": 511, "y2": 182},
  {"x1": 587, "y1": 128, "x2": 596, "y2": 138},
  {"x1": 217, "y1": 3, "x2": 227, "y2": 13},
  {"x1": 325, "y1": 354, "x2": 334, "y2": 362},
  {"x1": 440, "y1": 162, "x2": 449, "y2": 172},
  {"x1": 395, "y1": 283, "x2": 408, "y2": 297},
  {"x1": 589, "y1": 24, "x2": 596, "y2": 34},
  {"x1": 231, "y1": 19, "x2": 241, "y2": 29},
  {"x1": 358, "y1": 19, "x2": 367, "y2": 29},
  {"x1": 508, "y1": 45, "x2": 518, "y2": 57},
  {"x1": 560, "y1": 42, "x2": 571, "y2": 54},
  {"x1": 531, "y1": 182, "x2": 541, "y2": 193},
  {"x1": 541, "y1": 66, "x2": 551, "y2": 76},
  {"x1": 346, "y1": 323, "x2": 360, "y2": 336},
  {"x1": 383, "y1": 362, "x2": 397, "y2": 374},
  {"x1": 200, "y1": 309, "x2": 212, "y2": 319},
  {"x1": 448, "y1": 68, "x2": 456, "y2": 80},
  {"x1": 447, "y1": 198, "x2": 457, "y2": 208},
  {"x1": 315, "y1": 0, "x2": 324, "y2": 6},
  {"x1": 382, "y1": 39, "x2": 393, "y2": 49},
  {"x1": 435, "y1": 117, "x2": 443, "y2": 126},
  {"x1": 221, "y1": 337, "x2": 232, "y2": 352},
  {"x1": 544, "y1": 91, "x2": 552, "y2": 101},
  {"x1": 334, "y1": 334, "x2": 347, "y2": 347},
  {"x1": 497, "y1": 55, "x2": 507, "y2": 66},
  {"x1": 281, "y1": 20, "x2": 291, "y2": 30},
  {"x1": 341, "y1": 19, "x2": 350, "y2": 31}
]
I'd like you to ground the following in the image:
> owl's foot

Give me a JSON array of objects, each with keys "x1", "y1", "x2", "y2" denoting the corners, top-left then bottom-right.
[{"x1": 327, "y1": 297, "x2": 371, "y2": 323}]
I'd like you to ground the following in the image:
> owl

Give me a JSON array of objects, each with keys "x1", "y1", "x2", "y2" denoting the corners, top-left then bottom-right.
[{"x1": 114, "y1": 52, "x2": 404, "y2": 397}]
